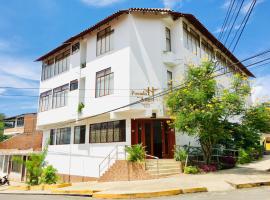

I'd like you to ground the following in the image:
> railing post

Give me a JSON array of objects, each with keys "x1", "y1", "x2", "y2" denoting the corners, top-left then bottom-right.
[
  {"x1": 116, "y1": 145, "x2": 118, "y2": 160},
  {"x1": 108, "y1": 154, "x2": 110, "y2": 169}
]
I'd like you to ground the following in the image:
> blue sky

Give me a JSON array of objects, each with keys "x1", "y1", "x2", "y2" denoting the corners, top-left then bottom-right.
[{"x1": 0, "y1": 0, "x2": 269, "y2": 117}]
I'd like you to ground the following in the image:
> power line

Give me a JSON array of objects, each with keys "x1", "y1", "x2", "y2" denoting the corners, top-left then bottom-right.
[
  {"x1": 223, "y1": 0, "x2": 245, "y2": 46},
  {"x1": 229, "y1": 0, "x2": 257, "y2": 52},
  {"x1": 220, "y1": 0, "x2": 240, "y2": 42},
  {"x1": 218, "y1": 0, "x2": 236, "y2": 40}
]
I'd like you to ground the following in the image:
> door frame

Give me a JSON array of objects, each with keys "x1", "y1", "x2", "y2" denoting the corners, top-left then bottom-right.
[{"x1": 131, "y1": 119, "x2": 175, "y2": 158}]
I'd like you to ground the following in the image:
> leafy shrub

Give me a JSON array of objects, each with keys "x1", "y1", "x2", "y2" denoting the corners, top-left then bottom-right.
[
  {"x1": 219, "y1": 156, "x2": 237, "y2": 169},
  {"x1": 247, "y1": 146, "x2": 263, "y2": 161},
  {"x1": 199, "y1": 164, "x2": 217, "y2": 172},
  {"x1": 184, "y1": 166, "x2": 200, "y2": 174},
  {"x1": 40, "y1": 165, "x2": 58, "y2": 184},
  {"x1": 238, "y1": 149, "x2": 252, "y2": 164},
  {"x1": 125, "y1": 144, "x2": 146, "y2": 162},
  {"x1": 174, "y1": 147, "x2": 187, "y2": 162}
]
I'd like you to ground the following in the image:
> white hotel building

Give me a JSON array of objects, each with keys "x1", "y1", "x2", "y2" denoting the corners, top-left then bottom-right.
[{"x1": 36, "y1": 8, "x2": 254, "y2": 181}]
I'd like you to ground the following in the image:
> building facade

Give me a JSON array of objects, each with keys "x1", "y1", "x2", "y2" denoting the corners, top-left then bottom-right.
[
  {"x1": 0, "y1": 113, "x2": 43, "y2": 181},
  {"x1": 36, "y1": 8, "x2": 254, "y2": 181}
]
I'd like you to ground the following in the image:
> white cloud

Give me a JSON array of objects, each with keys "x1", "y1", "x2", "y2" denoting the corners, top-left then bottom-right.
[
  {"x1": 81, "y1": 0, "x2": 123, "y2": 7},
  {"x1": 241, "y1": 0, "x2": 264, "y2": 15},
  {"x1": 0, "y1": 88, "x2": 6, "y2": 94},
  {"x1": 0, "y1": 55, "x2": 40, "y2": 81},
  {"x1": 162, "y1": 0, "x2": 183, "y2": 9},
  {"x1": 221, "y1": 0, "x2": 230, "y2": 9},
  {"x1": 251, "y1": 75, "x2": 270, "y2": 104}
]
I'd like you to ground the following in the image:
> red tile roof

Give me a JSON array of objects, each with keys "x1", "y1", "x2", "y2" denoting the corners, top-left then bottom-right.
[{"x1": 35, "y1": 8, "x2": 254, "y2": 77}]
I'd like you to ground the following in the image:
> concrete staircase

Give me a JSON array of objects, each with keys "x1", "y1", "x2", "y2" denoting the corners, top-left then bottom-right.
[{"x1": 145, "y1": 159, "x2": 182, "y2": 177}]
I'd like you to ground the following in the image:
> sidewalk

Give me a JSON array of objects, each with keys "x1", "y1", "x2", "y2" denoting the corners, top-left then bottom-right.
[{"x1": 1, "y1": 155, "x2": 270, "y2": 198}]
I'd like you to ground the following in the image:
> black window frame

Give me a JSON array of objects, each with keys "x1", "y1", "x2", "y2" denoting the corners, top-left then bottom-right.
[
  {"x1": 89, "y1": 120, "x2": 126, "y2": 143},
  {"x1": 55, "y1": 127, "x2": 71, "y2": 145},
  {"x1": 16, "y1": 117, "x2": 24, "y2": 127},
  {"x1": 95, "y1": 67, "x2": 114, "y2": 98},
  {"x1": 70, "y1": 79, "x2": 78, "y2": 91},
  {"x1": 74, "y1": 125, "x2": 86, "y2": 144},
  {"x1": 53, "y1": 84, "x2": 69, "y2": 108},
  {"x1": 96, "y1": 26, "x2": 114, "y2": 56},
  {"x1": 72, "y1": 42, "x2": 80, "y2": 54}
]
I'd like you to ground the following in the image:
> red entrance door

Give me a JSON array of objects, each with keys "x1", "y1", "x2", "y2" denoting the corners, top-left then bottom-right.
[{"x1": 131, "y1": 119, "x2": 175, "y2": 158}]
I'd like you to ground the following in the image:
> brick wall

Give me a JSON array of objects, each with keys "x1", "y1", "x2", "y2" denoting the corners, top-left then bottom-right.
[
  {"x1": 98, "y1": 160, "x2": 154, "y2": 182},
  {"x1": 0, "y1": 132, "x2": 43, "y2": 150}
]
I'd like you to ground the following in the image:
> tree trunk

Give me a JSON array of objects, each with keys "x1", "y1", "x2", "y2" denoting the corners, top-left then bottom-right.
[{"x1": 200, "y1": 139, "x2": 213, "y2": 165}]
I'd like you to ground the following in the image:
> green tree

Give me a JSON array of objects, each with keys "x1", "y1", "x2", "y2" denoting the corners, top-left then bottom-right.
[
  {"x1": 0, "y1": 113, "x2": 9, "y2": 142},
  {"x1": 13, "y1": 146, "x2": 48, "y2": 185},
  {"x1": 166, "y1": 61, "x2": 250, "y2": 164}
]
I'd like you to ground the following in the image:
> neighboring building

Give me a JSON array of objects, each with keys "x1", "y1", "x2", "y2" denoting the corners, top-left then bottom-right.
[
  {"x1": 36, "y1": 8, "x2": 254, "y2": 181},
  {"x1": 0, "y1": 113, "x2": 43, "y2": 181}
]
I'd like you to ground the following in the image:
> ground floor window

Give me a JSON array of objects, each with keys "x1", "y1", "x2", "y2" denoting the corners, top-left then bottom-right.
[
  {"x1": 11, "y1": 156, "x2": 21, "y2": 173},
  {"x1": 74, "y1": 125, "x2": 86, "y2": 144},
  {"x1": 0, "y1": 155, "x2": 4, "y2": 172},
  {"x1": 89, "y1": 120, "x2": 126, "y2": 143},
  {"x1": 49, "y1": 127, "x2": 71, "y2": 145}
]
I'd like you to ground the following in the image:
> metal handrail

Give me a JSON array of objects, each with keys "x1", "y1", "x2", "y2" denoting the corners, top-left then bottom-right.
[
  {"x1": 98, "y1": 145, "x2": 127, "y2": 177},
  {"x1": 145, "y1": 154, "x2": 159, "y2": 178}
]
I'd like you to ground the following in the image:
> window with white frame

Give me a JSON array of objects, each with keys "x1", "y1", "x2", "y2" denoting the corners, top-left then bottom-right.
[
  {"x1": 183, "y1": 22, "x2": 200, "y2": 55},
  {"x1": 54, "y1": 50, "x2": 70, "y2": 76},
  {"x1": 53, "y1": 84, "x2": 69, "y2": 108},
  {"x1": 165, "y1": 27, "x2": 171, "y2": 52},
  {"x1": 55, "y1": 127, "x2": 71, "y2": 145},
  {"x1": 39, "y1": 90, "x2": 52, "y2": 112},
  {"x1": 96, "y1": 26, "x2": 114, "y2": 56},
  {"x1": 95, "y1": 68, "x2": 114, "y2": 97},
  {"x1": 41, "y1": 58, "x2": 54, "y2": 81}
]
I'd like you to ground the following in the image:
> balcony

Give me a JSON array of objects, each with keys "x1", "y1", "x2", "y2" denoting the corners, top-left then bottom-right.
[{"x1": 162, "y1": 51, "x2": 179, "y2": 67}]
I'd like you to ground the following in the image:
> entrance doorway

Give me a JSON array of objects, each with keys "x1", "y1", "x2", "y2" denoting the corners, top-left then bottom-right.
[{"x1": 131, "y1": 119, "x2": 175, "y2": 158}]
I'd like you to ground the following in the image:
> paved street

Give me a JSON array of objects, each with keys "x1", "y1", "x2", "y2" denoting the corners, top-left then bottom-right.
[{"x1": 1, "y1": 187, "x2": 270, "y2": 200}]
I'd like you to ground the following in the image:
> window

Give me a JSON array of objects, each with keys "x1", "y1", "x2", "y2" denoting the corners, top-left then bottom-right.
[
  {"x1": 72, "y1": 42, "x2": 80, "y2": 54},
  {"x1": 89, "y1": 120, "x2": 126, "y2": 143},
  {"x1": 41, "y1": 58, "x2": 54, "y2": 81},
  {"x1": 11, "y1": 156, "x2": 21, "y2": 173},
  {"x1": 165, "y1": 27, "x2": 171, "y2": 52},
  {"x1": 56, "y1": 127, "x2": 71, "y2": 145},
  {"x1": 96, "y1": 26, "x2": 114, "y2": 56},
  {"x1": 183, "y1": 22, "x2": 200, "y2": 55},
  {"x1": 201, "y1": 40, "x2": 214, "y2": 60},
  {"x1": 16, "y1": 117, "x2": 24, "y2": 127},
  {"x1": 167, "y1": 70, "x2": 173, "y2": 89},
  {"x1": 50, "y1": 129, "x2": 56, "y2": 145},
  {"x1": 70, "y1": 80, "x2": 78, "y2": 91},
  {"x1": 39, "y1": 90, "x2": 52, "y2": 112},
  {"x1": 54, "y1": 50, "x2": 70, "y2": 76},
  {"x1": 95, "y1": 68, "x2": 114, "y2": 97},
  {"x1": 74, "y1": 125, "x2": 86, "y2": 144},
  {"x1": 53, "y1": 84, "x2": 69, "y2": 108}
]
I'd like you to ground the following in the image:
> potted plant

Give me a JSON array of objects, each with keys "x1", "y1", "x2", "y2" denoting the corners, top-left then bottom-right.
[{"x1": 173, "y1": 146, "x2": 187, "y2": 172}]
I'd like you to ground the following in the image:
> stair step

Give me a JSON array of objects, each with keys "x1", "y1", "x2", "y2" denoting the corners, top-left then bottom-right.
[
  {"x1": 150, "y1": 172, "x2": 180, "y2": 177},
  {"x1": 147, "y1": 168, "x2": 180, "y2": 173}
]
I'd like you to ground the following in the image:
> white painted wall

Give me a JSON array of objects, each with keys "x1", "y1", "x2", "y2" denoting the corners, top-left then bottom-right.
[{"x1": 37, "y1": 12, "x2": 250, "y2": 178}]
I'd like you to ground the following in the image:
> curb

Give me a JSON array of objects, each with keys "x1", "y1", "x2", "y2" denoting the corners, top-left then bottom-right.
[
  {"x1": 227, "y1": 181, "x2": 270, "y2": 189},
  {"x1": 7, "y1": 183, "x2": 72, "y2": 192},
  {"x1": 52, "y1": 189, "x2": 98, "y2": 196},
  {"x1": 182, "y1": 187, "x2": 208, "y2": 193},
  {"x1": 92, "y1": 187, "x2": 208, "y2": 199}
]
